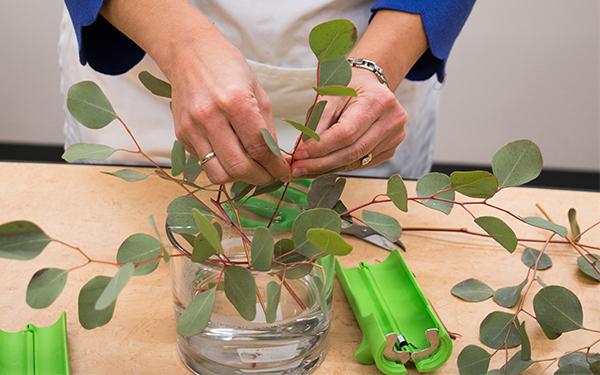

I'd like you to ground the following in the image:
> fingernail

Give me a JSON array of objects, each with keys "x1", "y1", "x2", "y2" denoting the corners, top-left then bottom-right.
[
  {"x1": 292, "y1": 168, "x2": 306, "y2": 178},
  {"x1": 295, "y1": 151, "x2": 308, "y2": 160}
]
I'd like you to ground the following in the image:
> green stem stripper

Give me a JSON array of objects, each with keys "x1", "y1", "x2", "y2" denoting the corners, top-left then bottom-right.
[{"x1": 335, "y1": 250, "x2": 452, "y2": 374}]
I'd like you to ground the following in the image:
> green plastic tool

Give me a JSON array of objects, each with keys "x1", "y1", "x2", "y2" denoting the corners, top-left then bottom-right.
[
  {"x1": 0, "y1": 312, "x2": 70, "y2": 375},
  {"x1": 335, "y1": 250, "x2": 452, "y2": 375}
]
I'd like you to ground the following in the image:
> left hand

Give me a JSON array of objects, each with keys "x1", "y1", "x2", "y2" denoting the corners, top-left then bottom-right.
[{"x1": 290, "y1": 69, "x2": 407, "y2": 178}]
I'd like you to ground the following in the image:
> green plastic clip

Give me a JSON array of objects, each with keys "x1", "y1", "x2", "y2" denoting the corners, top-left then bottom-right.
[
  {"x1": 335, "y1": 250, "x2": 452, "y2": 375},
  {"x1": 0, "y1": 312, "x2": 70, "y2": 375}
]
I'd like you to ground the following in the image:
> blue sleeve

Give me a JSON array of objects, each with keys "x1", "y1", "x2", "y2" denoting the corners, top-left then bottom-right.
[
  {"x1": 64, "y1": 0, "x2": 145, "y2": 75},
  {"x1": 372, "y1": 0, "x2": 476, "y2": 82}
]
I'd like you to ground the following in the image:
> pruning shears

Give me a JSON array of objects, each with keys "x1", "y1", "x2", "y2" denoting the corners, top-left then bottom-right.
[{"x1": 225, "y1": 180, "x2": 406, "y2": 251}]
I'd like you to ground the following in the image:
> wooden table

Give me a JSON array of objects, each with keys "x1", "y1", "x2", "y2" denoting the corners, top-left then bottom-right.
[{"x1": 1, "y1": 162, "x2": 598, "y2": 374}]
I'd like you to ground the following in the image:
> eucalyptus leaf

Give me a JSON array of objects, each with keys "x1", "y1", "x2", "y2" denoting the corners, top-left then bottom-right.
[
  {"x1": 283, "y1": 263, "x2": 314, "y2": 279},
  {"x1": 457, "y1": 345, "x2": 491, "y2": 375},
  {"x1": 0, "y1": 221, "x2": 52, "y2": 260},
  {"x1": 149, "y1": 215, "x2": 169, "y2": 263},
  {"x1": 313, "y1": 85, "x2": 357, "y2": 97},
  {"x1": 479, "y1": 311, "x2": 521, "y2": 349},
  {"x1": 102, "y1": 169, "x2": 149, "y2": 182},
  {"x1": 261, "y1": 129, "x2": 284, "y2": 160},
  {"x1": 309, "y1": 19, "x2": 357, "y2": 62},
  {"x1": 252, "y1": 180, "x2": 285, "y2": 197},
  {"x1": 177, "y1": 287, "x2": 216, "y2": 336},
  {"x1": 138, "y1": 71, "x2": 172, "y2": 98},
  {"x1": 493, "y1": 277, "x2": 528, "y2": 308},
  {"x1": 521, "y1": 247, "x2": 552, "y2": 270},
  {"x1": 193, "y1": 209, "x2": 223, "y2": 254},
  {"x1": 450, "y1": 171, "x2": 498, "y2": 199},
  {"x1": 307, "y1": 174, "x2": 346, "y2": 209},
  {"x1": 540, "y1": 324, "x2": 562, "y2": 340},
  {"x1": 536, "y1": 276, "x2": 548, "y2": 288},
  {"x1": 492, "y1": 140, "x2": 543, "y2": 188},
  {"x1": 26, "y1": 268, "x2": 69, "y2": 309},
  {"x1": 274, "y1": 239, "x2": 314, "y2": 279},
  {"x1": 284, "y1": 120, "x2": 321, "y2": 142},
  {"x1": 416, "y1": 172, "x2": 455, "y2": 215},
  {"x1": 516, "y1": 321, "x2": 531, "y2": 361},
  {"x1": 191, "y1": 233, "x2": 217, "y2": 263},
  {"x1": 166, "y1": 195, "x2": 213, "y2": 234},
  {"x1": 184, "y1": 154, "x2": 203, "y2": 183},
  {"x1": 522, "y1": 216, "x2": 567, "y2": 237},
  {"x1": 116, "y1": 233, "x2": 162, "y2": 276},
  {"x1": 362, "y1": 210, "x2": 402, "y2": 243},
  {"x1": 568, "y1": 208, "x2": 581, "y2": 242},
  {"x1": 533, "y1": 285, "x2": 583, "y2": 333},
  {"x1": 555, "y1": 364, "x2": 593, "y2": 375},
  {"x1": 230, "y1": 181, "x2": 255, "y2": 201},
  {"x1": 78, "y1": 276, "x2": 116, "y2": 330},
  {"x1": 576, "y1": 254, "x2": 600, "y2": 282},
  {"x1": 500, "y1": 350, "x2": 533, "y2": 375},
  {"x1": 224, "y1": 266, "x2": 256, "y2": 321},
  {"x1": 591, "y1": 360, "x2": 600, "y2": 374},
  {"x1": 95, "y1": 263, "x2": 134, "y2": 310},
  {"x1": 67, "y1": 81, "x2": 118, "y2": 129},
  {"x1": 319, "y1": 56, "x2": 352, "y2": 87},
  {"x1": 313, "y1": 276, "x2": 328, "y2": 314},
  {"x1": 451, "y1": 278, "x2": 494, "y2": 302},
  {"x1": 266, "y1": 281, "x2": 281, "y2": 324},
  {"x1": 307, "y1": 228, "x2": 352, "y2": 256},
  {"x1": 62, "y1": 143, "x2": 118, "y2": 162},
  {"x1": 387, "y1": 174, "x2": 408, "y2": 212},
  {"x1": 303, "y1": 101, "x2": 327, "y2": 141},
  {"x1": 559, "y1": 352, "x2": 600, "y2": 369},
  {"x1": 292, "y1": 208, "x2": 341, "y2": 258},
  {"x1": 475, "y1": 216, "x2": 518, "y2": 253},
  {"x1": 171, "y1": 140, "x2": 186, "y2": 177},
  {"x1": 251, "y1": 226, "x2": 274, "y2": 271}
]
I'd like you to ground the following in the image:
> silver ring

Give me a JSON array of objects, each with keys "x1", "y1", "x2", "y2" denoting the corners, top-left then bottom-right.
[
  {"x1": 200, "y1": 152, "x2": 216, "y2": 165},
  {"x1": 360, "y1": 152, "x2": 373, "y2": 166}
]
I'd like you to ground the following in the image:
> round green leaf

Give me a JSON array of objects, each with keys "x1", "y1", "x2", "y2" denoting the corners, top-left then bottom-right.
[
  {"x1": 171, "y1": 140, "x2": 186, "y2": 177},
  {"x1": 138, "y1": 71, "x2": 172, "y2": 98},
  {"x1": 313, "y1": 85, "x2": 357, "y2": 97},
  {"x1": 0, "y1": 221, "x2": 52, "y2": 260},
  {"x1": 184, "y1": 154, "x2": 203, "y2": 183},
  {"x1": 260, "y1": 129, "x2": 284, "y2": 160},
  {"x1": 251, "y1": 226, "x2": 274, "y2": 271},
  {"x1": 387, "y1": 174, "x2": 408, "y2": 212},
  {"x1": 166, "y1": 195, "x2": 213, "y2": 234},
  {"x1": 559, "y1": 352, "x2": 600, "y2": 369},
  {"x1": 533, "y1": 285, "x2": 583, "y2": 333},
  {"x1": 193, "y1": 209, "x2": 223, "y2": 254},
  {"x1": 230, "y1": 181, "x2": 255, "y2": 201},
  {"x1": 501, "y1": 350, "x2": 533, "y2": 375},
  {"x1": 493, "y1": 278, "x2": 528, "y2": 308},
  {"x1": 284, "y1": 120, "x2": 321, "y2": 142},
  {"x1": 116, "y1": 233, "x2": 162, "y2": 276},
  {"x1": 224, "y1": 266, "x2": 256, "y2": 321},
  {"x1": 479, "y1": 311, "x2": 521, "y2": 349},
  {"x1": 307, "y1": 174, "x2": 346, "y2": 209},
  {"x1": 416, "y1": 172, "x2": 455, "y2": 215},
  {"x1": 361, "y1": 210, "x2": 402, "y2": 243},
  {"x1": 457, "y1": 345, "x2": 491, "y2": 375},
  {"x1": 450, "y1": 171, "x2": 498, "y2": 199},
  {"x1": 555, "y1": 364, "x2": 593, "y2": 375},
  {"x1": 102, "y1": 169, "x2": 149, "y2": 182},
  {"x1": 307, "y1": 228, "x2": 352, "y2": 256},
  {"x1": 67, "y1": 81, "x2": 118, "y2": 129},
  {"x1": 522, "y1": 216, "x2": 567, "y2": 237},
  {"x1": 475, "y1": 216, "x2": 517, "y2": 253},
  {"x1": 309, "y1": 19, "x2": 357, "y2": 62},
  {"x1": 292, "y1": 208, "x2": 341, "y2": 258},
  {"x1": 177, "y1": 287, "x2": 216, "y2": 336},
  {"x1": 451, "y1": 278, "x2": 494, "y2": 302},
  {"x1": 191, "y1": 234, "x2": 217, "y2": 263},
  {"x1": 62, "y1": 143, "x2": 118, "y2": 162},
  {"x1": 78, "y1": 276, "x2": 116, "y2": 330},
  {"x1": 492, "y1": 140, "x2": 543, "y2": 188},
  {"x1": 95, "y1": 263, "x2": 134, "y2": 310},
  {"x1": 266, "y1": 281, "x2": 281, "y2": 324},
  {"x1": 26, "y1": 268, "x2": 69, "y2": 309},
  {"x1": 577, "y1": 254, "x2": 600, "y2": 282},
  {"x1": 319, "y1": 56, "x2": 352, "y2": 87},
  {"x1": 521, "y1": 247, "x2": 552, "y2": 270}
]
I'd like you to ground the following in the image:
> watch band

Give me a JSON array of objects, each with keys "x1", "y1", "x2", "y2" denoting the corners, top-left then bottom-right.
[{"x1": 347, "y1": 57, "x2": 389, "y2": 87}]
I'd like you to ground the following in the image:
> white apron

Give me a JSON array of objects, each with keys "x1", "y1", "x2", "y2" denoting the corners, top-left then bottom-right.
[{"x1": 59, "y1": 0, "x2": 440, "y2": 179}]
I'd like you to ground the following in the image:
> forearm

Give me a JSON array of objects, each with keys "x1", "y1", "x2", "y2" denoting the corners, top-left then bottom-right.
[{"x1": 350, "y1": 10, "x2": 429, "y2": 91}]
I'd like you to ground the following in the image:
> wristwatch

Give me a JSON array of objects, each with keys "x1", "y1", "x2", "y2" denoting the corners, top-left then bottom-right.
[{"x1": 347, "y1": 57, "x2": 389, "y2": 87}]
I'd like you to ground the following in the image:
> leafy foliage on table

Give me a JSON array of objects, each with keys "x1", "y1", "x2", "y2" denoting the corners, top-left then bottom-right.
[{"x1": 0, "y1": 18, "x2": 598, "y2": 375}]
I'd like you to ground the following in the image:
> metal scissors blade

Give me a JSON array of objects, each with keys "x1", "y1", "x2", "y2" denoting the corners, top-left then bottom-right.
[{"x1": 341, "y1": 222, "x2": 406, "y2": 251}]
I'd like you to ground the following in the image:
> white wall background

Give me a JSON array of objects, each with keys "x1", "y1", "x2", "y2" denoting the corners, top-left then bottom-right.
[{"x1": 1, "y1": 1, "x2": 599, "y2": 172}]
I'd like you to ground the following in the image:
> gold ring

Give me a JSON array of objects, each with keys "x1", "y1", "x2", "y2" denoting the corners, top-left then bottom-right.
[
  {"x1": 200, "y1": 152, "x2": 216, "y2": 165},
  {"x1": 360, "y1": 152, "x2": 373, "y2": 166}
]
